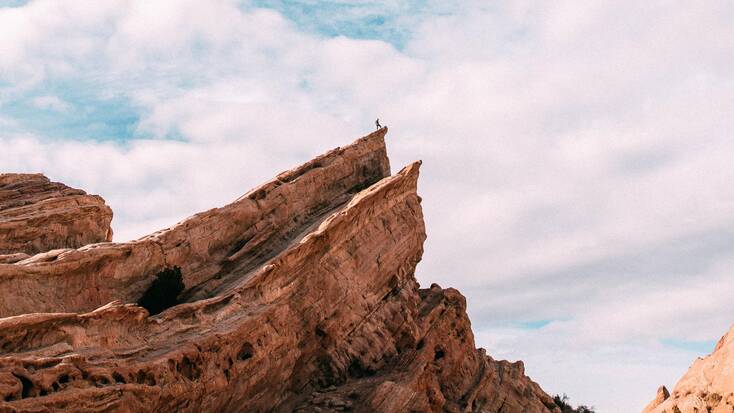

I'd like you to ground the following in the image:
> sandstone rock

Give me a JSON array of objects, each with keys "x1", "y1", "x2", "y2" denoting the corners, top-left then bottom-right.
[
  {"x1": 0, "y1": 253, "x2": 30, "y2": 264},
  {"x1": 0, "y1": 129, "x2": 559, "y2": 413},
  {"x1": 0, "y1": 173, "x2": 112, "y2": 255},
  {"x1": 642, "y1": 386, "x2": 669, "y2": 412},
  {"x1": 642, "y1": 328, "x2": 734, "y2": 413}
]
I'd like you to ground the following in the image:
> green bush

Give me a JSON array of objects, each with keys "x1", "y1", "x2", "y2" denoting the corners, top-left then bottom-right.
[{"x1": 554, "y1": 394, "x2": 595, "y2": 413}]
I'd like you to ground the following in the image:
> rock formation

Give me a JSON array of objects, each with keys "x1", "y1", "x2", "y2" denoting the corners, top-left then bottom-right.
[
  {"x1": 0, "y1": 129, "x2": 559, "y2": 412},
  {"x1": 642, "y1": 326, "x2": 734, "y2": 413},
  {"x1": 0, "y1": 173, "x2": 112, "y2": 259}
]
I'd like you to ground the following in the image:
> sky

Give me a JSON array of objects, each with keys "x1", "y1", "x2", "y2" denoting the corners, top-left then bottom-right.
[{"x1": 1, "y1": 1, "x2": 733, "y2": 411}]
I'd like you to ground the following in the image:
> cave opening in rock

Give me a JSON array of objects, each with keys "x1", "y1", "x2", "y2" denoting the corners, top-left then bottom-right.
[
  {"x1": 137, "y1": 266, "x2": 185, "y2": 315},
  {"x1": 11, "y1": 373, "x2": 33, "y2": 399},
  {"x1": 238, "y1": 342, "x2": 254, "y2": 361}
]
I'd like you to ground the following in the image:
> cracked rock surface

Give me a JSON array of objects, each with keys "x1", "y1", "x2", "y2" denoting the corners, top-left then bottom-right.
[{"x1": 0, "y1": 129, "x2": 558, "y2": 413}]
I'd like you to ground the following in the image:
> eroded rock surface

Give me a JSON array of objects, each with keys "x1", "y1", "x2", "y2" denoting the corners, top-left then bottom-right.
[
  {"x1": 642, "y1": 326, "x2": 734, "y2": 413},
  {"x1": 0, "y1": 129, "x2": 558, "y2": 413},
  {"x1": 0, "y1": 173, "x2": 112, "y2": 257}
]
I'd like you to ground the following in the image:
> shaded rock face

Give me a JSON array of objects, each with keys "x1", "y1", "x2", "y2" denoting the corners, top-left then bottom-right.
[
  {"x1": 642, "y1": 326, "x2": 734, "y2": 413},
  {"x1": 0, "y1": 129, "x2": 558, "y2": 413},
  {"x1": 0, "y1": 173, "x2": 112, "y2": 258}
]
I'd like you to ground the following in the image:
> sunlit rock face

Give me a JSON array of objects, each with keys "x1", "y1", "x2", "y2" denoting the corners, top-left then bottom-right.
[
  {"x1": 0, "y1": 173, "x2": 112, "y2": 258},
  {"x1": 642, "y1": 327, "x2": 734, "y2": 413},
  {"x1": 0, "y1": 129, "x2": 559, "y2": 413}
]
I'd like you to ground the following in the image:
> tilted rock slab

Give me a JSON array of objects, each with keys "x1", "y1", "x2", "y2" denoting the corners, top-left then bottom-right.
[
  {"x1": 0, "y1": 174, "x2": 112, "y2": 258},
  {"x1": 642, "y1": 325, "x2": 734, "y2": 413},
  {"x1": 0, "y1": 131, "x2": 389, "y2": 318},
  {"x1": 0, "y1": 129, "x2": 559, "y2": 413}
]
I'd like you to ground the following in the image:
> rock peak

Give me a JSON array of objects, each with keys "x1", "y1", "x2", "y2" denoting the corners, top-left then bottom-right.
[
  {"x1": 642, "y1": 325, "x2": 734, "y2": 413},
  {"x1": 0, "y1": 129, "x2": 558, "y2": 413}
]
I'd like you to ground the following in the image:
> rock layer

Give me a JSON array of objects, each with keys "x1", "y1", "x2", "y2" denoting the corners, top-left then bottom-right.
[
  {"x1": 0, "y1": 132, "x2": 389, "y2": 318},
  {"x1": 642, "y1": 326, "x2": 734, "y2": 413},
  {"x1": 0, "y1": 173, "x2": 112, "y2": 257},
  {"x1": 0, "y1": 129, "x2": 558, "y2": 413}
]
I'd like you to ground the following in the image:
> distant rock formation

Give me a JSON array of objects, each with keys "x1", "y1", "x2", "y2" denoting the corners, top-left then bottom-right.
[
  {"x1": 0, "y1": 173, "x2": 112, "y2": 259},
  {"x1": 0, "y1": 129, "x2": 559, "y2": 412},
  {"x1": 642, "y1": 327, "x2": 734, "y2": 413}
]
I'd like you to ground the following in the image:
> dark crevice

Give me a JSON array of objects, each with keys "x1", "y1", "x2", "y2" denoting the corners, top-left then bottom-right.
[
  {"x1": 238, "y1": 343, "x2": 254, "y2": 361},
  {"x1": 112, "y1": 372, "x2": 126, "y2": 384},
  {"x1": 181, "y1": 194, "x2": 354, "y2": 304},
  {"x1": 348, "y1": 173, "x2": 381, "y2": 194},
  {"x1": 136, "y1": 370, "x2": 146, "y2": 384},
  {"x1": 180, "y1": 356, "x2": 201, "y2": 381},
  {"x1": 93, "y1": 376, "x2": 109, "y2": 387},
  {"x1": 316, "y1": 355, "x2": 340, "y2": 387},
  {"x1": 279, "y1": 161, "x2": 324, "y2": 183},
  {"x1": 12, "y1": 373, "x2": 34, "y2": 398},
  {"x1": 227, "y1": 234, "x2": 256, "y2": 259},
  {"x1": 347, "y1": 358, "x2": 376, "y2": 379},
  {"x1": 137, "y1": 267, "x2": 185, "y2": 315},
  {"x1": 248, "y1": 188, "x2": 267, "y2": 201}
]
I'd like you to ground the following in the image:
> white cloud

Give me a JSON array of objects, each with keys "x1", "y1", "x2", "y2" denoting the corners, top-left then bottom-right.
[
  {"x1": 31, "y1": 95, "x2": 70, "y2": 112},
  {"x1": 2, "y1": 1, "x2": 734, "y2": 411}
]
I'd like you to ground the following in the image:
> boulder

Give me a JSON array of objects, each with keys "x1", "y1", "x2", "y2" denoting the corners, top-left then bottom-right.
[{"x1": 0, "y1": 173, "x2": 112, "y2": 256}]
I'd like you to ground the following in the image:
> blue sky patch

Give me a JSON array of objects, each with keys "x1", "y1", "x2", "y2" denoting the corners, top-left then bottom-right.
[
  {"x1": 0, "y1": 0, "x2": 28, "y2": 8},
  {"x1": 518, "y1": 319, "x2": 554, "y2": 330},
  {"x1": 661, "y1": 338, "x2": 717, "y2": 354},
  {"x1": 1, "y1": 80, "x2": 145, "y2": 141},
  {"x1": 247, "y1": 0, "x2": 436, "y2": 49}
]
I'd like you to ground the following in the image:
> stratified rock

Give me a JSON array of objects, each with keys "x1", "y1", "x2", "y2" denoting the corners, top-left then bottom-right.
[
  {"x1": 0, "y1": 129, "x2": 558, "y2": 413},
  {"x1": 0, "y1": 173, "x2": 112, "y2": 255},
  {"x1": 642, "y1": 328, "x2": 734, "y2": 413},
  {"x1": 0, "y1": 130, "x2": 390, "y2": 318}
]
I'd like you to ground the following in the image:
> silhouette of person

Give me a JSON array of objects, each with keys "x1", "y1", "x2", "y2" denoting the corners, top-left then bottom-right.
[{"x1": 375, "y1": 118, "x2": 381, "y2": 130}]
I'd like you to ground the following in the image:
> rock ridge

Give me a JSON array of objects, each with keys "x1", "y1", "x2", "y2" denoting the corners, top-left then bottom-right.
[{"x1": 0, "y1": 128, "x2": 559, "y2": 413}]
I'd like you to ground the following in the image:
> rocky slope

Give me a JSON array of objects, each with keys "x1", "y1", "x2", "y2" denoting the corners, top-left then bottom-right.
[
  {"x1": 0, "y1": 173, "x2": 112, "y2": 259},
  {"x1": 642, "y1": 325, "x2": 734, "y2": 413},
  {"x1": 0, "y1": 129, "x2": 559, "y2": 413}
]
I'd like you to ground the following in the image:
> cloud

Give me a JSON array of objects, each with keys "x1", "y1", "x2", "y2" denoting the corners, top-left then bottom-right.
[
  {"x1": 2, "y1": 1, "x2": 734, "y2": 411},
  {"x1": 31, "y1": 95, "x2": 70, "y2": 112}
]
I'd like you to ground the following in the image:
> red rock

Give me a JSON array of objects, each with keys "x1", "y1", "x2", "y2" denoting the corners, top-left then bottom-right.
[
  {"x1": 0, "y1": 129, "x2": 559, "y2": 412},
  {"x1": 0, "y1": 173, "x2": 112, "y2": 255}
]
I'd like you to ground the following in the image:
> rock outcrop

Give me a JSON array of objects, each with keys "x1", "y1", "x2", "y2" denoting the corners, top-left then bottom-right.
[
  {"x1": 0, "y1": 129, "x2": 559, "y2": 413},
  {"x1": 0, "y1": 173, "x2": 112, "y2": 259},
  {"x1": 642, "y1": 326, "x2": 734, "y2": 413}
]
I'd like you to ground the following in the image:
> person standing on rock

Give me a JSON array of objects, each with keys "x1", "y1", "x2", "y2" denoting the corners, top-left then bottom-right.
[{"x1": 375, "y1": 118, "x2": 381, "y2": 130}]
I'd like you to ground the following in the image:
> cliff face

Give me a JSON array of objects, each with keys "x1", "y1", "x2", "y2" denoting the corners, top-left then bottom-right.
[
  {"x1": 0, "y1": 173, "x2": 112, "y2": 259},
  {"x1": 642, "y1": 326, "x2": 734, "y2": 413},
  {"x1": 0, "y1": 129, "x2": 558, "y2": 413}
]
